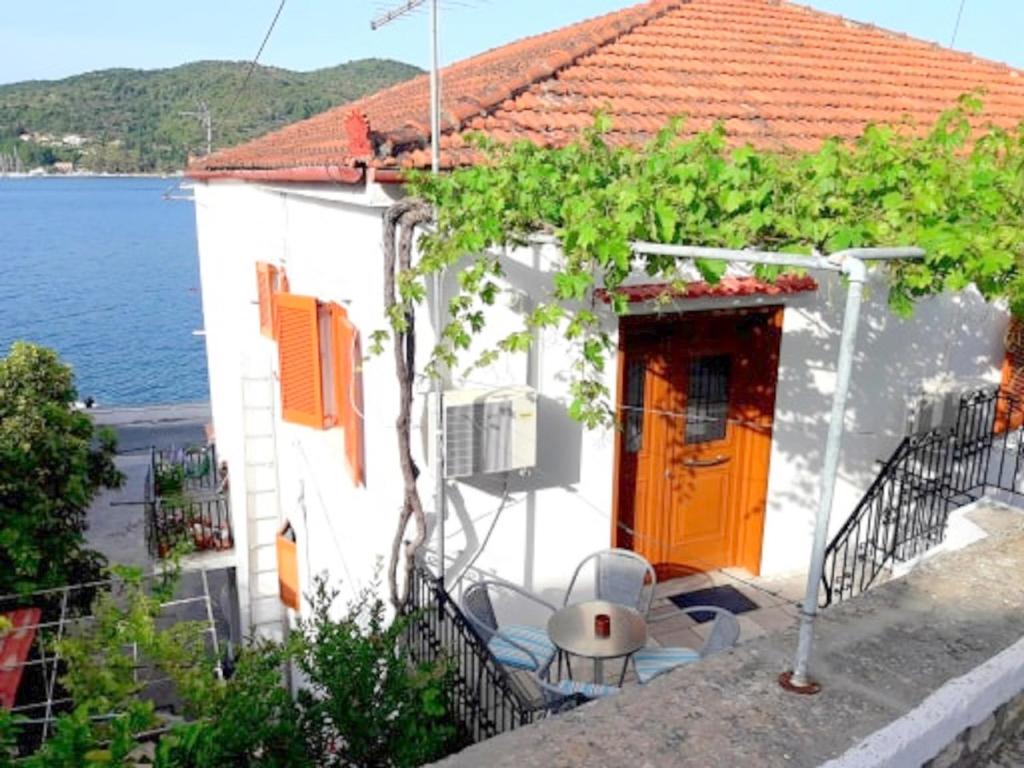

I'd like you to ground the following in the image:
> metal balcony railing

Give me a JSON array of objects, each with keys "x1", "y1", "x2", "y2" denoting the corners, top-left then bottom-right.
[{"x1": 145, "y1": 445, "x2": 232, "y2": 558}]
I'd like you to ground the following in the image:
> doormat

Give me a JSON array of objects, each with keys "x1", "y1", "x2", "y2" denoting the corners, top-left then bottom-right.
[{"x1": 667, "y1": 585, "x2": 758, "y2": 623}]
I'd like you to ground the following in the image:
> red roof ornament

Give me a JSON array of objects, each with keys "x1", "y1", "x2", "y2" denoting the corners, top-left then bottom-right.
[{"x1": 344, "y1": 111, "x2": 373, "y2": 159}]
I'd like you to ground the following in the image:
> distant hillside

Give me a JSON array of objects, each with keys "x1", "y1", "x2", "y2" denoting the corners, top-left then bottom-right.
[{"x1": 0, "y1": 58, "x2": 422, "y2": 173}]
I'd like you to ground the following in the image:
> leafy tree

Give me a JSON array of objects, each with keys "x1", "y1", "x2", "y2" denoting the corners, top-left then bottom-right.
[
  {"x1": 0, "y1": 58, "x2": 422, "y2": 173},
  {"x1": 0, "y1": 342, "x2": 122, "y2": 596}
]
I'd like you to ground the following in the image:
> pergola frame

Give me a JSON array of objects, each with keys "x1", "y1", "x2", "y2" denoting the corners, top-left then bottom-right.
[
  {"x1": 626, "y1": 242, "x2": 926, "y2": 691},
  {"x1": 0, "y1": 568, "x2": 223, "y2": 750}
]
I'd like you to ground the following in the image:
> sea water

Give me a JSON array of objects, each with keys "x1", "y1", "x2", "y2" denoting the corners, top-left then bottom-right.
[{"x1": 0, "y1": 176, "x2": 208, "y2": 405}]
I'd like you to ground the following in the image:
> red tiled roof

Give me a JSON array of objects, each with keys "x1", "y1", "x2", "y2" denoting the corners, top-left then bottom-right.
[
  {"x1": 190, "y1": 0, "x2": 1024, "y2": 180},
  {"x1": 594, "y1": 274, "x2": 818, "y2": 303},
  {"x1": 0, "y1": 608, "x2": 41, "y2": 710}
]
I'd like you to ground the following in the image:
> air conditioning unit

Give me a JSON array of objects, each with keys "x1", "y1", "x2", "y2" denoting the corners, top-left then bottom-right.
[
  {"x1": 428, "y1": 386, "x2": 538, "y2": 478},
  {"x1": 906, "y1": 377, "x2": 996, "y2": 435}
]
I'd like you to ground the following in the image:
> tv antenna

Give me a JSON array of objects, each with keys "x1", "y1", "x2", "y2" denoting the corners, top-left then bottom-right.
[
  {"x1": 370, "y1": 0, "x2": 441, "y2": 173},
  {"x1": 181, "y1": 101, "x2": 213, "y2": 157},
  {"x1": 372, "y1": 0, "x2": 447, "y2": 586}
]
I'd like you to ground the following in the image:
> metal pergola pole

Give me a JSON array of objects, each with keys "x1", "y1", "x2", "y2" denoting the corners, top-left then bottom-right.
[
  {"x1": 787, "y1": 256, "x2": 867, "y2": 692},
  {"x1": 629, "y1": 242, "x2": 924, "y2": 690}
]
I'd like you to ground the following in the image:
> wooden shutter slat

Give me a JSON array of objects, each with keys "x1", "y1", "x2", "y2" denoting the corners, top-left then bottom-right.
[
  {"x1": 276, "y1": 522, "x2": 300, "y2": 610},
  {"x1": 347, "y1": 329, "x2": 366, "y2": 486},
  {"x1": 331, "y1": 307, "x2": 365, "y2": 486},
  {"x1": 256, "y1": 262, "x2": 275, "y2": 338},
  {"x1": 277, "y1": 293, "x2": 325, "y2": 428}
]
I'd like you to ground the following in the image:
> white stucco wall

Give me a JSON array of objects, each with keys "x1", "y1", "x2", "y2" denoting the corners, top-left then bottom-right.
[{"x1": 192, "y1": 178, "x2": 1010, "y2": 621}]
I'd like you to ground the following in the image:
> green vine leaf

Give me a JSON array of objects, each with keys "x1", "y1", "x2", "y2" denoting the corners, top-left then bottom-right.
[{"x1": 385, "y1": 97, "x2": 1024, "y2": 427}]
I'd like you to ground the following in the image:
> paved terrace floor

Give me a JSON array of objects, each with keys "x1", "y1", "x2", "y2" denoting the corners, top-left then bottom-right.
[
  {"x1": 549, "y1": 568, "x2": 806, "y2": 687},
  {"x1": 435, "y1": 503, "x2": 1024, "y2": 767}
]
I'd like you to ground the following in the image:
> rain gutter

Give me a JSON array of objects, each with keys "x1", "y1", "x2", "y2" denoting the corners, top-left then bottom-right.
[{"x1": 186, "y1": 166, "x2": 365, "y2": 184}]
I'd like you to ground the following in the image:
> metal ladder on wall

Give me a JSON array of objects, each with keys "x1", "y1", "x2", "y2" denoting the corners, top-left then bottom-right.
[{"x1": 240, "y1": 371, "x2": 288, "y2": 642}]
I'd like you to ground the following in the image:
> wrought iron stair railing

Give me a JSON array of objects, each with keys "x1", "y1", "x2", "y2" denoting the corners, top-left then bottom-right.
[
  {"x1": 820, "y1": 387, "x2": 1024, "y2": 608},
  {"x1": 404, "y1": 565, "x2": 540, "y2": 745},
  {"x1": 820, "y1": 430, "x2": 954, "y2": 607}
]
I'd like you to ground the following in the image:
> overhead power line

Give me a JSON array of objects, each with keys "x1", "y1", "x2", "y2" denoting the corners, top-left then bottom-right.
[
  {"x1": 950, "y1": 0, "x2": 968, "y2": 47},
  {"x1": 227, "y1": 0, "x2": 289, "y2": 115}
]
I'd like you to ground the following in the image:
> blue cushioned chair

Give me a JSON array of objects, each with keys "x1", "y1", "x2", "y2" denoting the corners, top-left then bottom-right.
[
  {"x1": 462, "y1": 580, "x2": 557, "y2": 674},
  {"x1": 533, "y1": 673, "x2": 619, "y2": 713},
  {"x1": 633, "y1": 605, "x2": 741, "y2": 684}
]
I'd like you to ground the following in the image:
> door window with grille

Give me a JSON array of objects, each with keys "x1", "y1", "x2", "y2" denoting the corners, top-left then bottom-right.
[
  {"x1": 624, "y1": 359, "x2": 646, "y2": 453},
  {"x1": 685, "y1": 355, "x2": 731, "y2": 444}
]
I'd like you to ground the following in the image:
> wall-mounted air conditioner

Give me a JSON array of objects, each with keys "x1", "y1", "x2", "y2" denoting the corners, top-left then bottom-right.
[
  {"x1": 428, "y1": 386, "x2": 538, "y2": 478},
  {"x1": 906, "y1": 377, "x2": 997, "y2": 436}
]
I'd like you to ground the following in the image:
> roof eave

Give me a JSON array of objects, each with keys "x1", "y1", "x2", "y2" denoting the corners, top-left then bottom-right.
[{"x1": 186, "y1": 166, "x2": 366, "y2": 184}]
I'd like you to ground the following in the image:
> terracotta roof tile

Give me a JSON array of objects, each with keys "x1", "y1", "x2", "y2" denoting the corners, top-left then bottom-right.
[
  {"x1": 190, "y1": 0, "x2": 1024, "y2": 179},
  {"x1": 594, "y1": 274, "x2": 819, "y2": 303}
]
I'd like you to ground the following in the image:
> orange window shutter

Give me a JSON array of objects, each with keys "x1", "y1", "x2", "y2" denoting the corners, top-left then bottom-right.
[
  {"x1": 270, "y1": 267, "x2": 289, "y2": 341},
  {"x1": 256, "y1": 262, "x2": 276, "y2": 338},
  {"x1": 276, "y1": 522, "x2": 300, "y2": 610},
  {"x1": 347, "y1": 329, "x2": 366, "y2": 486},
  {"x1": 331, "y1": 304, "x2": 353, "y2": 420},
  {"x1": 276, "y1": 293, "x2": 326, "y2": 428},
  {"x1": 331, "y1": 307, "x2": 365, "y2": 486}
]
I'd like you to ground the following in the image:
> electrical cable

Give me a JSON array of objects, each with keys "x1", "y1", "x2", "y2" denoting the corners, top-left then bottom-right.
[
  {"x1": 950, "y1": 0, "x2": 968, "y2": 47},
  {"x1": 227, "y1": 0, "x2": 288, "y2": 115},
  {"x1": 451, "y1": 474, "x2": 514, "y2": 585},
  {"x1": 293, "y1": 441, "x2": 357, "y2": 590}
]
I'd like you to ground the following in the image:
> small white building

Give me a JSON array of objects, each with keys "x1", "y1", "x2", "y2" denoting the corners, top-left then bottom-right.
[{"x1": 187, "y1": 0, "x2": 1023, "y2": 634}]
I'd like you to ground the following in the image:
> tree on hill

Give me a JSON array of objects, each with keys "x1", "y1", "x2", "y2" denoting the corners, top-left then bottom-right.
[
  {"x1": 0, "y1": 58, "x2": 422, "y2": 173},
  {"x1": 0, "y1": 342, "x2": 122, "y2": 596}
]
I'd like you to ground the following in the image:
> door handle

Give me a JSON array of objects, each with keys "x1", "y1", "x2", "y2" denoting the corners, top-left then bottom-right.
[{"x1": 681, "y1": 455, "x2": 729, "y2": 468}]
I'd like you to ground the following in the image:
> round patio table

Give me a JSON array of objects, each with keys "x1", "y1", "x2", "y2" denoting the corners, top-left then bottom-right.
[{"x1": 547, "y1": 600, "x2": 648, "y2": 685}]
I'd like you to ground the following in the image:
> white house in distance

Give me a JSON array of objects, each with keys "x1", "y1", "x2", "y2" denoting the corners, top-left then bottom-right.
[{"x1": 187, "y1": 0, "x2": 1024, "y2": 635}]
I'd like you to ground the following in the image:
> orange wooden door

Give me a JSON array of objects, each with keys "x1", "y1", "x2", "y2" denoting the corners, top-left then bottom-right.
[{"x1": 616, "y1": 308, "x2": 782, "y2": 577}]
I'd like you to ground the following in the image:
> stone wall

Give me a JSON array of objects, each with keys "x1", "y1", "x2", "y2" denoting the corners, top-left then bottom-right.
[{"x1": 926, "y1": 694, "x2": 1024, "y2": 768}]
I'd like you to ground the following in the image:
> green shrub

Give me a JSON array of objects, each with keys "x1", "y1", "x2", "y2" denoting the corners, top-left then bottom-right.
[{"x1": 19, "y1": 567, "x2": 458, "y2": 767}]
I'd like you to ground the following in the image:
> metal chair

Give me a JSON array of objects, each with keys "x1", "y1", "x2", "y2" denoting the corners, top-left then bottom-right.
[
  {"x1": 531, "y1": 669, "x2": 619, "y2": 714},
  {"x1": 462, "y1": 580, "x2": 558, "y2": 674},
  {"x1": 632, "y1": 605, "x2": 741, "y2": 684},
  {"x1": 564, "y1": 548, "x2": 657, "y2": 616}
]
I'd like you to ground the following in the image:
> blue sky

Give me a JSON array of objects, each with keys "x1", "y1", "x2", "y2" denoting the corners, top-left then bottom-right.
[{"x1": 1, "y1": 1, "x2": 1021, "y2": 85}]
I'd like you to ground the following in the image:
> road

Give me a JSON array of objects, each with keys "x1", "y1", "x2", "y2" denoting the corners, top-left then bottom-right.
[{"x1": 86, "y1": 403, "x2": 210, "y2": 568}]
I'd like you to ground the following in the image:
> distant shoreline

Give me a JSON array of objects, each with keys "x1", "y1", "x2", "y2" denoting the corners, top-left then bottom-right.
[
  {"x1": 90, "y1": 401, "x2": 211, "y2": 428},
  {"x1": 0, "y1": 172, "x2": 184, "y2": 179}
]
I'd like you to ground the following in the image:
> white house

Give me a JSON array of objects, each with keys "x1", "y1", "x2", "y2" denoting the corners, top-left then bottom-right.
[{"x1": 187, "y1": 0, "x2": 1024, "y2": 635}]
